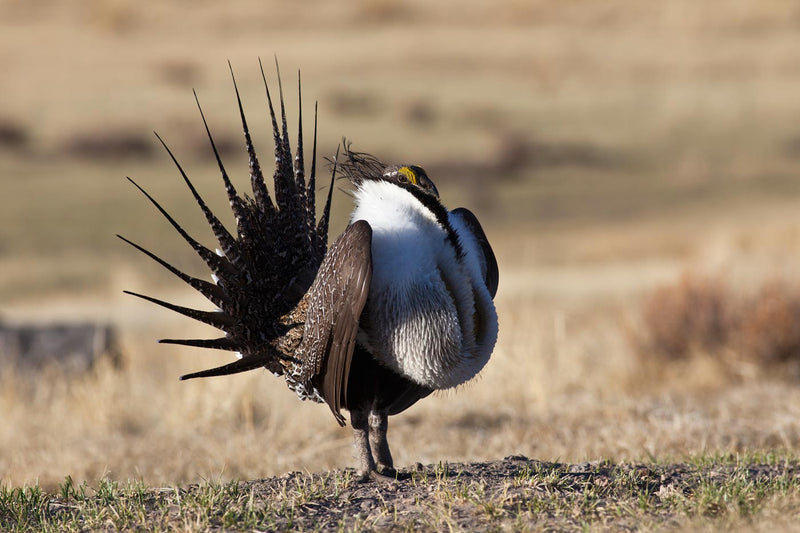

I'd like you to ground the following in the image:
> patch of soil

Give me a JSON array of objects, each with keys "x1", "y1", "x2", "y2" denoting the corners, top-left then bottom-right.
[{"x1": 227, "y1": 456, "x2": 799, "y2": 531}]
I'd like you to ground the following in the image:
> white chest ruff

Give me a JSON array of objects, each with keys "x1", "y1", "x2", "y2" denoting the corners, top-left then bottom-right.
[{"x1": 351, "y1": 181, "x2": 498, "y2": 390}]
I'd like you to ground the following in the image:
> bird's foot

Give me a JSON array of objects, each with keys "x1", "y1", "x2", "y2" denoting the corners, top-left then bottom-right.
[
  {"x1": 357, "y1": 468, "x2": 398, "y2": 484},
  {"x1": 376, "y1": 464, "x2": 397, "y2": 478}
]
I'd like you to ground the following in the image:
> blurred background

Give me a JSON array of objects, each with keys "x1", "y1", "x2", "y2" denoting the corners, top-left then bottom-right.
[{"x1": 3, "y1": 0, "x2": 800, "y2": 490}]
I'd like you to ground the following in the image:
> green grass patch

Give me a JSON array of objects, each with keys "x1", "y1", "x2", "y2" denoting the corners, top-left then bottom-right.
[{"x1": 3, "y1": 457, "x2": 798, "y2": 532}]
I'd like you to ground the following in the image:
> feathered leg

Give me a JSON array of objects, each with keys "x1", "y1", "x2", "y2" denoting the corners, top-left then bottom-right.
[
  {"x1": 369, "y1": 410, "x2": 396, "y2": 477},
  {"x1": 351, "y1": 406, "x2": 398, "y2": 482},
  {"x1": 350, "y1": 407, "x2": 375, "y2": 480}
]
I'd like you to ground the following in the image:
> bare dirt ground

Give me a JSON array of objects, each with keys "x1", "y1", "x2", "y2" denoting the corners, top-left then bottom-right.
[
  {"x1": 28, "y1": 456, "x2": 798, "y2": 531},
  {"x1": 235, "y1": 458, "x2": 800, "y2": 531}
]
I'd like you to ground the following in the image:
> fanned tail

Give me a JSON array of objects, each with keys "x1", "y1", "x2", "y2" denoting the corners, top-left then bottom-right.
[{"x1": 121, "y1": 62, "x2": 334, "y2": 381}]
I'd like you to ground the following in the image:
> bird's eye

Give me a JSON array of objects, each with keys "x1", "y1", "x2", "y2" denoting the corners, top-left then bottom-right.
[{"x1": 397, "y1": 174, "x2": 408, "y2": 183}]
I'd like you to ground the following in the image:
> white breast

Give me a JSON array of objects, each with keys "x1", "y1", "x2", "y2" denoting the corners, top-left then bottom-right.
[
  {"x1": 351, "y1": 181, "x2": 444, "y2": 285},
  {"x1": 350, "y1": 180, "x2": 498, "y2": 389}
]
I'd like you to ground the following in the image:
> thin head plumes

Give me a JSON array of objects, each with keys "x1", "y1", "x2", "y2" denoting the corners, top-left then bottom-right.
[
  {"x1": 336, "y1": 143, "x2": 439, "y2": 199},
  {"x1": 119, "y1": 61, "x2": 334, "y2": 380},
  {"x1": 336, "y1": 144, "x2": 388, "y2": 188}
]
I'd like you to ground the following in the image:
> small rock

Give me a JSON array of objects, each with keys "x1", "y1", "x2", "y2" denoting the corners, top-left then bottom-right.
[
  {"x1": 360, "y1": 498, "x2": 376, "y2": 511},
  {"x1": 569, "y1": 463, "x2": 591, "y2": 473}
]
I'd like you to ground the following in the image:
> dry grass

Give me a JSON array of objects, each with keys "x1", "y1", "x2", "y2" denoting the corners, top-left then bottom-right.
[
  {"x1": 738, "y1": 282, "x2": 800, "y2": 369},
  {"x1": 5, "y1": 458, "x2": 800, "y2": 531},
  {"x1": 636, "y1": 274, "x2": 733, "y2": 359},
  {"x1": 633, "y1": 274, "x2": 800, "y2": 382},
  {"x1": 4, "y1": 285, "x2": 800, "y2": 492},
  {"x1": 2, "y1": 4, "x2": 800, "y2": 531}
]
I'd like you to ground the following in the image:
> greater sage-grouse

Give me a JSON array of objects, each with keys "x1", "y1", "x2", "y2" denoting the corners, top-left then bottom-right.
[{"x1": 121, "y1": 64, "x2": 499, "y2": 481}]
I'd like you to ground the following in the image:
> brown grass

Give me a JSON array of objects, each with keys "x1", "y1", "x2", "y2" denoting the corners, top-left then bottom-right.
[
  {"x1": 636, "y1": 273, "x2": 733, "y2": 359},
  {"x1": 633, "y1": 274, "x2": 800, "y2": 382},
  {"x1": 60, "y1": 129, "x2": 155, "y2": 160},
  {"x1": 5, "y1": 293, "x2": 800, "y2": 492},
  {"x1": 739, "y1": 282, "x2": 800, "y2": 370}
]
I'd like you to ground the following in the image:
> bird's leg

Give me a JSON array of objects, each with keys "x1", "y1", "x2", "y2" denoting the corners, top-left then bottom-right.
[
  {"x1": 368, "y1": 409, "x2": 396, "y2": 477},
  {"x1": 350, "y1": 407, "x2": 376, "y2": 481}
]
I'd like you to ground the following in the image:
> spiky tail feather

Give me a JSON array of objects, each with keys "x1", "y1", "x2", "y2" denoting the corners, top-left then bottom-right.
[{"x1": 120, "y1": 60, "x2": 334, "y2": 382}]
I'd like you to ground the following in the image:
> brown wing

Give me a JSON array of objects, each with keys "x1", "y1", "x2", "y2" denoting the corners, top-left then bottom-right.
[
  {"x1": 295, "y1": 220, "x2": 373, "y2": 425},
  {"x1": 451, "y1": 207, "x2": 499, "y2": 298}
]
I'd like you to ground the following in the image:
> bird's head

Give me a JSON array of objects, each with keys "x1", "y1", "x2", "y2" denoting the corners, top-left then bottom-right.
[{"x1": 338, "y1": 145, "x2": 440, "y2": 199}]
